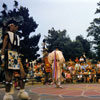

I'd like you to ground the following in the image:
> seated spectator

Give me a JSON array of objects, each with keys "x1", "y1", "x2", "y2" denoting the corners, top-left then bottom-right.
[
  {"x1": 77, "y1": 70, "x2": 83, "y2": 82},
  {"x1": 87, "y1": 69, "x2": 91, "y2": 83},
  {"x1": 86, "y1": 62, "x2": 92, "y2": 71},
  {"x1": 34, "y1": 68, "x2": 44, "y2": 82},
  {"x1": 34, "y1": 63, "x2": 38, "y2": 71},
  {"x1": 97, "y1": 61, "x2": 100, "y2": 68},
  {"x1": 75, "y1": 62, "x2": 80, "y2": 71},
  {"x1": 80, "y1": 63, "x2": 84, "y2": 70},
  {"x1": 68, "y1": 59, "x2": 74, "y2": 65},
  {"x1": 84, "y1": 63, "x2": 88, "y2": 70},
  {"x1": 91, "y1": 69, "x2": 96, "y2": 83},
  {"x1": 67, "y1": 62, "x2": 74, "y2": 74},
  {"x1": 63, "y1": 63, "x2": 67, "y2": 70},
  {"x1": 79, "y1": 56, "x2": 84, "y2": 64},
  {"x1": 65, "y1": 70, "x2": 72, "y2": 83},
  {"x1": 97, "y1": 68, "x2": 100, "y2": 82},
  {"x1": 75, "y1": 57, "x2": 79, "y2": 63}
]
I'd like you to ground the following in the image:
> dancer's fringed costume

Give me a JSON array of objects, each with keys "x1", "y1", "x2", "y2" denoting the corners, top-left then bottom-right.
[
  {"x1": 48, "y1": 48, "x2": 65, "y2": 88},
  {"x1": 1, "y1": 20, "x2": 31, "y2": 100}
]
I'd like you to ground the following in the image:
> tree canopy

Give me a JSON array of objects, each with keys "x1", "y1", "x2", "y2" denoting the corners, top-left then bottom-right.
[
  {"x1": 87, "y1": 2, "x2": 100, "y2": 60},
  {"x1": 45, "y1": 27, "x2": 71, "y2": 52},
  {"x1": 44, "y1": 28, "x2": 91, "y2": 61},
  {"x1": 76, "y1": 35, "x2": 91, "y2": 58}
]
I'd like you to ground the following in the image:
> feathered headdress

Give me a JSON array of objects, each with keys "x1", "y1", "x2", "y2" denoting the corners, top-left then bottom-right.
[{"x1": 0, "y1": 1, "x2": 24, "y2": 28}]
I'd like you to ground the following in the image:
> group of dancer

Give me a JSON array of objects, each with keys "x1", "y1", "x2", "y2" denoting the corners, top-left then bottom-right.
[
  {"x1": 1, "y1": 19, "x2": 65, "y2": 100},
  {"x1": 43, "y1": 47, "x2": 65, "y2": 88}
]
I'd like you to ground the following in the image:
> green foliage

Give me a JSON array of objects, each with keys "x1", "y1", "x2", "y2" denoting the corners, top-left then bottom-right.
[
  {"x1": 20, "y1": 34, "x2": 41, "y2": 61},
  {"x1": 45, "y1": 27, "x2": 71, "y2": 52},
  {"x1": 87, "y1": 2, "x2": 100, "y2": 59},
  {"x1": 44, "y1": 28, "x2": 91, "y2": 61},
  {"x1": 64, "y1": 41, "x2": 83, "y2": 60},
  {"x1": 18, "y1": 7, "x2": 38, "y2": 38},
  {"x1": 96, "y1": 44, "x2": 100, "y2": 60},
  {"x1": 76, "y1": 35, "x2": 91, "y2": 58}
]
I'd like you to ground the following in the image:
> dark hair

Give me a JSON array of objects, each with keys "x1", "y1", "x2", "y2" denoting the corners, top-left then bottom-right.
[
  {"x1": 54, "y1": 45, "x2": 60, "y2": 50},
  {"x1": 6, "y1": 20, "x2": 18, "y2": 31},
  {"x1": 43, "y1": 48, "x2": 48, "y2": 52},
  {"x1": 6, "y1": 20, "x2": 18, "y2": 27}
]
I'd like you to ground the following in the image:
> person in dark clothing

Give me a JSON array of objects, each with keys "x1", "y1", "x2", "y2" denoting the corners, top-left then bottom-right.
[{"x1": 1, "y1": 20, "x2": 31, "y2": 100}]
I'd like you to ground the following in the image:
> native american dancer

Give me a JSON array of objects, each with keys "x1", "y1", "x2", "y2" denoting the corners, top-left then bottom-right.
[
  {"x1": 43, "y1": 49, "x2": 52, "y2": 85},
  {"x1": 48, "y1": 47, "x2": 65, "y2": 88},
  {"x1": 1, "y1": 20, "x2": 31, "y2": 100}
]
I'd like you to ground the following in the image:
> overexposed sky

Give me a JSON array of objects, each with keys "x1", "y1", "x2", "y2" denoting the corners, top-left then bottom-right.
[
  {"x1": 0, "y1": 0, "x2": 100, "y2": 54},
  {"x1": 41, "y1": 0, "x2": 100, "y2": 3}
]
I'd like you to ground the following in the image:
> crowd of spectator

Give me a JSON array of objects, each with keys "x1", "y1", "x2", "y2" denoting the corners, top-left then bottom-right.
[
  {"x1": 62, "y1": 57, "x2": 99, "y2": 83},
  {"x1": 26, "y1": 56, "x2": 100, "y2": 85}
]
